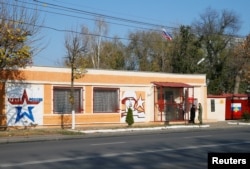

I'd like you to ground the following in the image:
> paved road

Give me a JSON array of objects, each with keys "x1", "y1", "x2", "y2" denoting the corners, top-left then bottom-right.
[{"x1": 0, "y1": 126, "x2": 249, "y2": 169}]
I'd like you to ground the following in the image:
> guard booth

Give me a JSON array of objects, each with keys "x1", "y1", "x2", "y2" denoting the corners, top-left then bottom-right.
[
  {"x1": 225, "y1": 94, "x2": 250, "y2": 120},
  {"x1": 153, "y1": 82, "x2": 194, "y2": 123}
]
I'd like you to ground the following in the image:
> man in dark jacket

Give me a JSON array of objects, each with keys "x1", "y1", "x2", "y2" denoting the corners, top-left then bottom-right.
[
  {"x1": 190, "y1": 104, "x2": 196, "y2": 123},
  {"x1": 198, "y1": 103, "x2": 203, "y2": 124}
]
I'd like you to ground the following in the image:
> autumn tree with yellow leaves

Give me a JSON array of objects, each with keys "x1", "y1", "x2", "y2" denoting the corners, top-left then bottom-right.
[
  {"x1": 0, "y1": 0, "x2": 43, "y2": 70},
  {"x1": 0, "y1": 21, "x2": 31, "y2": 69}
]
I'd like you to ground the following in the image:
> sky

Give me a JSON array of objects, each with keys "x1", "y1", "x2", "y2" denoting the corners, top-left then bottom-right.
[{"x1": 27, "y1": 0, "x2": 250, "y2": 67}]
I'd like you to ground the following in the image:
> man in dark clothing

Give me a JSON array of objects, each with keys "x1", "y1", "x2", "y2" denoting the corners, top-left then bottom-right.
[
  {"x1": 198, "y1": 103, "x2": 203, "y2": 124},
  {"x1": 190, "y1": 104, "x2": 196, "y2": 123}
]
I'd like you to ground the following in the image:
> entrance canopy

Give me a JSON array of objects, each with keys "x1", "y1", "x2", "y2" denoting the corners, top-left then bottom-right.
[
  {"x1": 152, "y1": 81, "x2": 195, "y2": 122},
  {"x1": 152, "y1": 82, "x2": 193, "y2": 88}
]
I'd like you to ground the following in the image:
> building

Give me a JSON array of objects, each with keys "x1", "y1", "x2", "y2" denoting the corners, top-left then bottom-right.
[
  {"x1": 0, "y1": 66, "x2": 207, "y2": 128},
  {"x1": 207, "y1": 94, "x2": 250, "y2": 121}
]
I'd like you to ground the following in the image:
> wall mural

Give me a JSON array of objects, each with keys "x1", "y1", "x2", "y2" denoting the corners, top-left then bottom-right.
[
  {"x1": 121, "y1": 90, "x2": 145, "y2": 122},
  {"x1": 6, "y1": 84, "x2": 44, "y2": 126}
]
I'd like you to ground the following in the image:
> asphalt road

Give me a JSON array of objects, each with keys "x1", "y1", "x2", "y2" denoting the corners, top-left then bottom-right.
[{"x1": 0, "y1": 127, "x2": 250, "y2": 169}]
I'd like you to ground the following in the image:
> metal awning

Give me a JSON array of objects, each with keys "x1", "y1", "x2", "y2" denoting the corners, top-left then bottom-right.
[{"x1": 152, "y1": 82, "x2": 193, "y2": 88}]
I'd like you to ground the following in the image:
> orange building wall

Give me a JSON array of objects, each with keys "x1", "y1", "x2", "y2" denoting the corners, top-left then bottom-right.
[
  {"x1": 44, "y1": 84, "x2": 52, "y2": 114},
  {"x1": 43, "y1": 114, "x2": 120, "y2": 126},
  {"x1": 21, "y1": 70, "x2": 205, "y2": 85},
  {"x1": 1, "y1": 67, "x2": 207, "y2": 127},
  {"x1": 82, "y1": 74, "x2": 205, "y2": 85},
  {"x1": 84, "y1": 86, "x2": 92, "y2": 114}
]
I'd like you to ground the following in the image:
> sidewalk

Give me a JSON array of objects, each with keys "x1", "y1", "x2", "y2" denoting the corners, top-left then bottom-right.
[{"x1": 0, "y1": 121, "x2": 249, "y2": 144}]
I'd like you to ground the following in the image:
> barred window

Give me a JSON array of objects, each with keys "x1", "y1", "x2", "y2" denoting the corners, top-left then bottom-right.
[
  {"x1": 93, "y1": 88, "x2": 119, "y2": 113},
  {"x1": 53, "y1": 87, "x2": 82, "y2": 114}
]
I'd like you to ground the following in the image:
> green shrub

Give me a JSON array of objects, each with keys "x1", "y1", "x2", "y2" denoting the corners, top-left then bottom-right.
[
  {"x1": 126, "y1": 108, "x2": 134, "y2": 126},
  {"x1": 242, "y1": 111, "x2": 250, "y2": 121}
]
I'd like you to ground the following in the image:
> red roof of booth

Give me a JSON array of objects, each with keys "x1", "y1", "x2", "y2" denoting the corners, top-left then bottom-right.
[
  {"x1": 207, "y1": 93, "x2": 248, "y2": 98},
  {"x1": 152, "y1": 82, "x2": 193, "y2": 88}
]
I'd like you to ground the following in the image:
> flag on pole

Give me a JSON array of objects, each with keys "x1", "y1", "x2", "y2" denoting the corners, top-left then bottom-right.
[{"x1": 162, "y1": 28, "x2": 173, "y2": 41}]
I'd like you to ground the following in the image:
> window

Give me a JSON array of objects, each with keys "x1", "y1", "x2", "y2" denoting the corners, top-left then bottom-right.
[
  {"x1": 211, "y1": 99, "x2": 215, "y2": 112},
  {"x1": 53, "y1": 87, "x2": 82, "y2": 114},
  {"x1": 93, "y1": 88, "x2": 119, "y2": 113},
  {"x1": 165, "y1": 91, "x2": 174, "y2": 103}
]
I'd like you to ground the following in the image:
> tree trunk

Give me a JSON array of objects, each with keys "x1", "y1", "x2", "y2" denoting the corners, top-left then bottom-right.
[{"x1": 233, "y1": 73, "x2": 241, "y2": 94}]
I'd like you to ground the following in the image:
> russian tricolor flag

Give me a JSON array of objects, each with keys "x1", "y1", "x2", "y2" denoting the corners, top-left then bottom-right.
[{"x1": 162, "y1": 28, "x2": 173, "y2": 41}]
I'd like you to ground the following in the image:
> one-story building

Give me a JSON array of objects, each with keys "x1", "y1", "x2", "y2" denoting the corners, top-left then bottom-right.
[
  {"x1": 0, "y1": 66, "x2": 208, "y2": 128},
  {"x1": 207, "y1": 94, "x2": 250, "y2": 121}
]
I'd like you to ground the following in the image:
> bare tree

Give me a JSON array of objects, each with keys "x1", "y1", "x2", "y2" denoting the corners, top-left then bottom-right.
[
  {"x1": 64, "y1": 29, "x2": 89, "y2": 74},
  {"x1": 89, "y1": 17, "x2": 108, "y2": 69},
  {"x1": 62, "y1": 17, "x2": 109, "y2": 70},
  {"x1": 64, "y1": 29, "x2": 88, "y2": 129}
]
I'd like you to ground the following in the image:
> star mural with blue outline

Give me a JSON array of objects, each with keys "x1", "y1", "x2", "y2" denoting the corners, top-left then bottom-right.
[
  {"x1": 15, "y1": 106, "x2": 35, "y2": 123},
  {"x1": 8, "y1": 89, "x2": 42, "y2": 124}
]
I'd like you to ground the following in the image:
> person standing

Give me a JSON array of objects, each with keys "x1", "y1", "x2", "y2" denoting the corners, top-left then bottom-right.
[
  {"x1": 198, "y1": 103, "x2": 203, "y2": 124},
  {"x1": 190, "y1": 104, "x2": 196, "y2": 123}
]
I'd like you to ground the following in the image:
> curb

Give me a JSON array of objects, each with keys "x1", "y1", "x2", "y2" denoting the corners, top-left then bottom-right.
[
  {"x1": 228, "y1": 122, "x2": 250, "y2": 125},
  {"x1": 78, "y1": 124, "x2": 210, "y2": 134}
]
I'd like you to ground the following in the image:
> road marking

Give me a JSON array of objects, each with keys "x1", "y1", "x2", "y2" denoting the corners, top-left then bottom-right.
[
  {"x1": 183, "y1": 135, "x2": 212, "y2": 139},
  {"x1": 1, "y1": 141, "x2": 250, "y2": 168},
  {"x1": 91, "y1": 141, "x2": 126, "y2": 146}
]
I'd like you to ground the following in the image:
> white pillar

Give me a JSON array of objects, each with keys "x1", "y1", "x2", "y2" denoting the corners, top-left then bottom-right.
[{"x1": 72, "y1": 110, "x2": 75, "y2": 129}]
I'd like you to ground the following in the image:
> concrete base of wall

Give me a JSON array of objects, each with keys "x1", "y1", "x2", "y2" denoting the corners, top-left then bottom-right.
[
  {"x1": 169, "y1": 121, "x2": 187, "y2": 125},
  {"x1": 203, "y1": 119, "x2": 220, "y2": 123}
]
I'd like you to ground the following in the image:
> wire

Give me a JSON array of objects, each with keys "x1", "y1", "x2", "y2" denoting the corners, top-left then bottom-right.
[
  {"x1": 28, "y1": 3, "x2": 161, "y2": 32},
  {"x1": 3, "y1": 0, "x2": 245, "y2": 41},
  {"x1": 2, "y1": 1, "x2": 173, "y2": 43},
  {"x1": 2, "y1": 0, "x2": 175, "y2": 41},
  {"x1": 25, "y1": 1, "x2": 246, "y2": 38}
]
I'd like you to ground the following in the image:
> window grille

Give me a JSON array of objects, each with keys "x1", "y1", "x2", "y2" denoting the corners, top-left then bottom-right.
[
  {"x1": 53, "y1": 87, "x2": 82, "y2": 114},
  {"x1": 93, "y1": 88, "x2": 119, "y2": 113}
]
